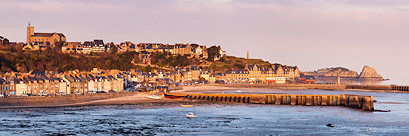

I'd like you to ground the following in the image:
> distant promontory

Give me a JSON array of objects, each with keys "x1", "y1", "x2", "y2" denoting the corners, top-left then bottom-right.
[{"x1": 302, "y1": 66, "x2": 385, "y2": 81}]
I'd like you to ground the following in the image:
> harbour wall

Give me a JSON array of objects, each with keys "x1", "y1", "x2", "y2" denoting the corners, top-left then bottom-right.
[
  {"x1": 185, "y1": 93, "x2": 374, "y2": 111},
  {"x1": 220, "y1": 84, "x2": 409, "y2": 92}
]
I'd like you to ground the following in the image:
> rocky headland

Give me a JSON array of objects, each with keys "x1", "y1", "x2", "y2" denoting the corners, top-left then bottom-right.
[{"x1": 303, "y1": 66, "x2": 386, "y2": 81}]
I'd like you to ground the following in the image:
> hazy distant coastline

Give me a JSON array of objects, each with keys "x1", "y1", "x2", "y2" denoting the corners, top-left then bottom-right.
[{"x1": 303, "y1": 66, "x2": 386, "y2": 83}]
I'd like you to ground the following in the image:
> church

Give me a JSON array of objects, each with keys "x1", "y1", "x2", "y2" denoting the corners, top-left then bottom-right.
[{"x1": 26, "y1": 22, "x2": 66, "y2": 46}]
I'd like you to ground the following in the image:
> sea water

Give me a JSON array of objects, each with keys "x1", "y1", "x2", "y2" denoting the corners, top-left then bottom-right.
[{"x1": 0, "y1": 89, "x2": 408, "y2": 135}]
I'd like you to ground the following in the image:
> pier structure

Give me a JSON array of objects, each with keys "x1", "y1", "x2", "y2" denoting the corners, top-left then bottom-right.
[
  {"x1": 185, "y1": 93, "x2": 374, "y2": 111},
  {"x1": 220, "y1": 84, "x2": 409, "y2": 92},
  {"x1": 391, "y1": 85, "x2": 409, "y2": 91}
]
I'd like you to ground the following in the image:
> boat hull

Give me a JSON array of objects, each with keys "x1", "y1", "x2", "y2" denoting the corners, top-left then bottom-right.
[
  {"x1": 164, "y1": 93, "x2": 187, "y2": 99},
  {"x1": 181, "y1": 104, "x2": 193, "y2": 107},
  {"x1": 186, "y1": 114, "x2": 196, "y2": 118},
  {"x1": 147, "y1": 95, "x2": 161, "y2": 100}
]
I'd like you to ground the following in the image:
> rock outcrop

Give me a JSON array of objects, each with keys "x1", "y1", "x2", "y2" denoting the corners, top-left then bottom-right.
[
  {"x1": 303, "y1": 67, "x2": 358, "y2": 78},
  {"x1": 303, "y1": 66, "x2": 384, "y2": 80},
  {"x1": 359, "y1": 66, "x2": 383, "y2": 79},
  {"x1": 321, "y1": 67, "x2": 359, "y2": 77}
]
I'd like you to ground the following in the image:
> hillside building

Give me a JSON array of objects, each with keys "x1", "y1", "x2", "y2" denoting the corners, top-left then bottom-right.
[{"x1": 26, "y1": 22, "x2": 66, "y2": 46}]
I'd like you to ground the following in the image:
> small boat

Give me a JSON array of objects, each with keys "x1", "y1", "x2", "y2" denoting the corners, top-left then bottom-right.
[
  {"x1": 237, "y1": 90, "x2": 242, "y2": 93},
  {"x1": 23, "y1": 111, "x2": 30, "y2": 113},
  {"x1": 163, "y1": 92, "x2": 188, "y2": 99},
  {"x1": 186, "y1": 112, "x2": 196, "y2": 118},
  {"x1": 181, "y1": 104, "x2": 193, "y2": 107},
  {"x1": 147, "y1": 95, "x2": 161, "y2": 100}
]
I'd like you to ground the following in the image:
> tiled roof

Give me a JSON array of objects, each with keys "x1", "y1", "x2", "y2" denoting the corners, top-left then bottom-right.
[
  {"x1": 94, "y1": 39, "x2": 104, "y2": 45},
  {"x1": 33, "y1": 33, "x2": 65, "y2": 37}
]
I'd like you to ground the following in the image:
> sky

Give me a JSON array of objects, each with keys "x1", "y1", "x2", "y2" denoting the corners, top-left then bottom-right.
[{"x1": 1, "y1": 0, "x2": 409, "y2": 84}]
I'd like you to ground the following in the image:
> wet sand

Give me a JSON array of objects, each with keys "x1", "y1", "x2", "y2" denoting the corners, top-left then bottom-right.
[{"x1": 0, "y1": 93, "x2": 187, "y2": 109}]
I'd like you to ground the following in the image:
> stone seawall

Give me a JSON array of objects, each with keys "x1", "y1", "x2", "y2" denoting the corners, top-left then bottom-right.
[
  {"x1": 220, "y1": 84, "x2": 408, "y2": 92},
  {"x1": 185, "y1": 93, "x2": 374, "y2": 111},
  {"x1": 0, "y1": 92, "x2": 136, "y2": 107},
  {"x1": 221, "y1": 84, "x2": 346, "y2": 90}
]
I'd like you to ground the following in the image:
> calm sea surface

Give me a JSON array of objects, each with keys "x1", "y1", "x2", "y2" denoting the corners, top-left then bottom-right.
[{"x1": 0, "y1": 89, "x2": 408, "y2": 135}]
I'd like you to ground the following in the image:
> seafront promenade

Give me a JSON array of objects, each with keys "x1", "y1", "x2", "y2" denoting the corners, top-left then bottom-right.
[{"x1": 220, "y1": 84, "x2": 409, "y2": 92}]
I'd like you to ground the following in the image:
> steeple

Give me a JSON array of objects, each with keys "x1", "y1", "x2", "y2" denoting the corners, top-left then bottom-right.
[{"x1": 28, "y1": 22, "x2": 30, "y2": 26}]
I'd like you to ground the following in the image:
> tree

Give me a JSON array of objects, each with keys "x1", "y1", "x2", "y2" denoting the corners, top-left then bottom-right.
[
  {"x1": 144, "y1": 65, "x2": 152, "y2": 72},
  {"x1": 58, "y1": 42, "x2": 64, "y2": 48},
  {"x1": 110, "y1": 42, "x2": 117, "y2": 54},
  {"x1": 207, "y1": 46, "x2": 220, "y2": 61},
  {"x1": 3, "y1": 38, "x2": 9, "y2": 45},
  {"x1": 234, "y1": 63, "x2": 245, "y2": 69}
]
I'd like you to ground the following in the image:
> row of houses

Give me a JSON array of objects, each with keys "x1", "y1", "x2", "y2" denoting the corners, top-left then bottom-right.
[
  {"x1": 62, "y1": 40, "x2": 214, "y2": 59},
  {"x1": 0, "y1": 63, "x2": 302, "y2": 96},
  {"x1": 225, "y1": 64, "x2": 300, "y2": 84},
  {"x1": 23, "y1": 24, "x2": 219, "y2": 60},
  {"x1": 0, "y1": 70, "x2": 124, "y2": 97},
  {"x1": 124, "y1": 64, "x2": 301, "y2": 84}
]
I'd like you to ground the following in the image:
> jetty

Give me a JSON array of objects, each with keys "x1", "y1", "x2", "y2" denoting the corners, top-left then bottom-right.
[
  {"x1": 185, "y1": 93, "x2": 374, "y2": 111},
  {"x1": 220, "y1": 84, "x2": 409, "y2": 92}
]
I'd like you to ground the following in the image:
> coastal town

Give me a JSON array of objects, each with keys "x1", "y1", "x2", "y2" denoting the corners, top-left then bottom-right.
[
  {"x1": 3, "y1": 1, "x2": 409, "y2": 135},
  {"x1": 0, "y1": 23, "x2": 312, "y2": 97}
]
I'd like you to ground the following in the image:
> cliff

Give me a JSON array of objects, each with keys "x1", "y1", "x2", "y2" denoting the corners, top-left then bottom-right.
[
  {"x1": 321, "y1": 67, "x2": 359, "y2": 77},
  {"x1": 359, "y1": 66, "x2": 382, "y2": 78},
  {"x1": 303, "y1": 67, "x2": 358, "y2": 78},
  {"x1": 303, "y1": 66, "x2": 384, "y2": 80},
  {"x1": 358, "y1": 66, "x2": 384, "y2": 80}
]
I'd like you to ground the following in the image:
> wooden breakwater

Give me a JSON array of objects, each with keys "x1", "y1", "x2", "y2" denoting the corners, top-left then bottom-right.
[
  {"x1": 185, "y1": 93, "x2": 374, "y2": 111},
  {"x1": 391, "y1": 85, "x2": 409, "y2": 91}
]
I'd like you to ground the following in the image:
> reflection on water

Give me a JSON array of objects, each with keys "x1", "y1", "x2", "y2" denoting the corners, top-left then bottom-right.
[{"x1": 0, "y1": 89, "x2": 408, "y2": 135}]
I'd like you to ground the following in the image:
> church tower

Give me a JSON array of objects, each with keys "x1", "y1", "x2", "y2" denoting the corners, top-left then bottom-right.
[{"x1": 27, "y1": 22, "x2": 34, "y2": 43}]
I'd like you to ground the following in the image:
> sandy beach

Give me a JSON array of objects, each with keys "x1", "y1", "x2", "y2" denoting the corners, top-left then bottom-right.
[{"x1": 0, "y1": 92, "x2": 186, "y2": 109}]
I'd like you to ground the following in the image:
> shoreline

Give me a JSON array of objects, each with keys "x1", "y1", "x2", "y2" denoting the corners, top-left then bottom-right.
[{"x1": 1, "y1": 84, "x2": 407, "y2": 109}]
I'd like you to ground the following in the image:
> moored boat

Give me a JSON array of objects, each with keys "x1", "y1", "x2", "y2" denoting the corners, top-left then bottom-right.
[
  {"x1": 147, "y1": 95, "x2": 161, "y2": 100},
  {"x1": 181, "y1": 104, "x2": 193, "y2": 107},
  {"x1": 186, "y1": 112, "x2": 196, "y2": 118},
  {"x1": 163, "y1": 92, "x2": 188, "y2": 99}
]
